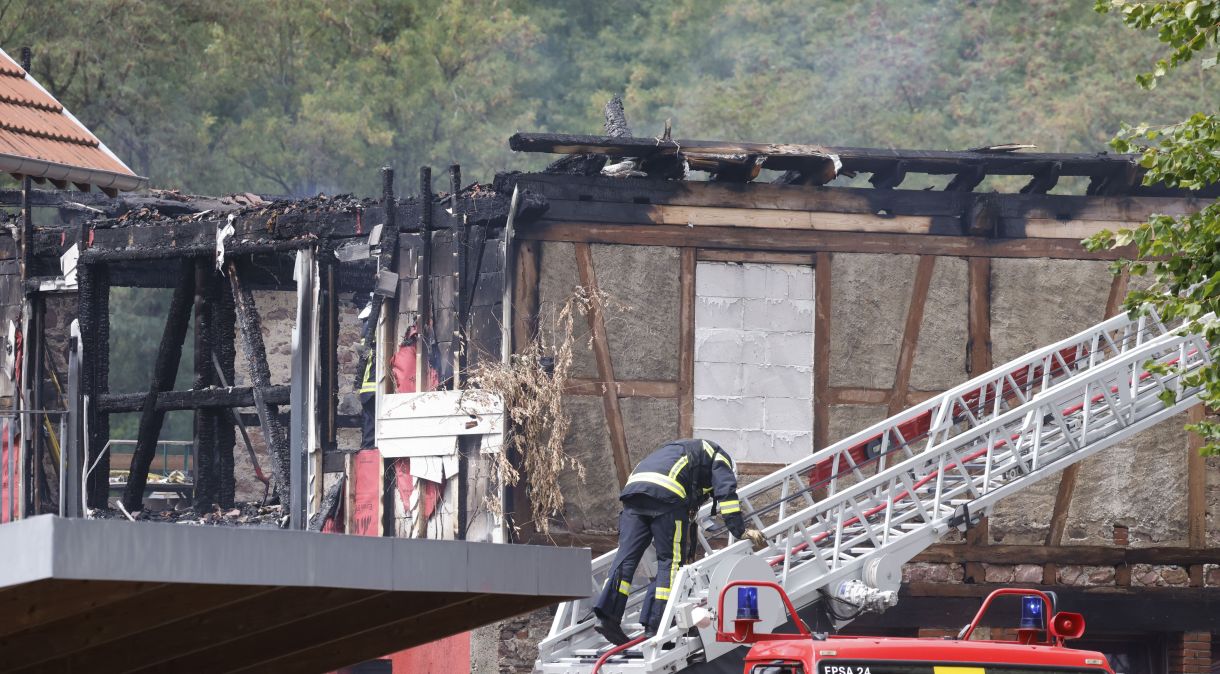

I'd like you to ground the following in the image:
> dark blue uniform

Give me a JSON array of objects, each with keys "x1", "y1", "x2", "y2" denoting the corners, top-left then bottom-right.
[{"x1": 593, "y1": 439, "x2": 744, "y2": 638}]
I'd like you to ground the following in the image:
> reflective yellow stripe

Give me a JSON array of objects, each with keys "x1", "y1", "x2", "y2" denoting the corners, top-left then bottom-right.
[
  {"x1": 626, "y1": 472, "x2": 687, "y2": 499},
  {"x1": 655, "y1": 587, "x2": 670, "y2": 600},
  {"x1": 359, "y1": 356, "x2": 376, "y2": 393},
  {"x1": 667, "y1": 455, "x2": 688, "y2": 481},
  {"x1": 668, "y1": 514, "x2": 683, "y2": 596},
  {"x1": 618, "y1": 580, "x2": 631, "y2": 595},
  {"x1": 714, "y1": 452, "x2": 733, "y2": 468},
  {"x1": 719, "y1": 499, "x2": 741, "y2": 514},
  {"x1": 702, "y1": 441, "x2": 716, "y2": 458}
]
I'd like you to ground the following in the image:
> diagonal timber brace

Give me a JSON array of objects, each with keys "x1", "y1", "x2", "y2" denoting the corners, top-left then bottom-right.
[
  {"x1": 121, "y1": 260, "x2": 195, "y2": 512},
  {"x1": 226, "y1": 259, "x2": 292, "y2": 513}
]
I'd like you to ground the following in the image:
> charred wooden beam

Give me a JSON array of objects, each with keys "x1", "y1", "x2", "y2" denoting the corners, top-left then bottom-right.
[
  {"x1": 517, "y1": 220, "x2": 1135, "y2": 260},
  {"x1": 603, "y1": 95, "x2": 631, "y2": 138},
  {"x1": 511, "y1": 133, "x2": 1137, "y2": 176},
  {"x1": 193, "y1": 259, "x2": 219, "y2": 511},
  {"x1": 213, "y1": 277, "x2": 239, "y2": 507},
  {"x1": 307, "y1": 474, "x2": 346, "y2": 531},
  {"x1": 708, "y1": 155, "x2": 765, "y2": 183},
  {"x1": 79, "y1": 260, "x2": 112, "y2": 508},
  {"x1": 946, "y1": 165, "x2": 986, "y2": 192},
  {"x1": 542, "y1": 153, "x2": 606, "y2": 176},
  {"x1": 228, "y1": 259, "x2": 292, "y2": 510},
  {"x1": 868, "y1": 160, "x2": 908, "y2": 190},
  {"x1": 92, "y1": 386, "x2": 293, "y2": 414},
  {"x1": 509, "y1": 132, "x2": 839, "y2": 175},
  {"x1": 963, "y1": 194, "x2": 1001, "y2": 237},
  {"x1": 1020, "y1": 161, "x2": 1062, "y2": 194},
  {"x1": 121, "y1": 260, "x2": 195, "y2": 512},
  {"x1": 1086, "y1": 161, "x2": 1141, "y2": 196}
]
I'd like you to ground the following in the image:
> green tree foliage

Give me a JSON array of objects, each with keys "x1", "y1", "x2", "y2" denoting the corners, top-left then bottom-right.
[
  {"x1": 3, "y1": 0, "x2": 1213, "y2": 195},
  {"x1": 1085, "y1": 0, "x2": 1220, "y2": 453}
]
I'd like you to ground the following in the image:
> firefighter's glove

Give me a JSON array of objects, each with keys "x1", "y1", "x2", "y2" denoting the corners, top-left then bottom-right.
[
  {"x1": 744, "y1": 528, "x2": 767, "y2": 551},
  {"x1": 724, "y1": 512, "x2": 746, "y2": 538},
  {"x1": 355, "y1": 339, "x2": 371, "y2": 359}
]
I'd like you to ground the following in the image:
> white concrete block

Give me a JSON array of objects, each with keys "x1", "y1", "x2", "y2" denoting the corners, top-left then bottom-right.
[
  {"x1": 770, "y1": 431, "x2": 814, "y2": 463},
  {"x1": 742, "y1": 264, "x2": 770, "y2": 298},
  {"x1": 743, "y1": 365, "x2": 813, "y2": 398},
  {"x1": 694, "y1": 361, "x2": 743, "y2": 397},
  {"x1": 763, "y1": 396, "x2": 813, "y2": 432},
  {"x1": 695, "y1": 262, "x2": 744, "y2": 298},
  {"x1": 741, "y1": 430, "x2": 774, "y2": 461},
  {"x1": 696, "y1": 296, "x2": 744, "y2": 330},
  {"x1": 694, "y1": 396, "x2": 764, "y2": 430},
  {"x1": 765, "y1": 331, "x2": 814, "y2": 367},
  {"x1": 695, "y1": 328, "x2": 747, "y2": 364},
  {"x1": 739, "y1": 330, "x2": 770, "y2": 365},
  {"x1": 743, "y1": 298, "x2": 814, "y2": 333},
  {"x1": 695, "y1": 428, "x2": 745, "y2": 452},
  {"x1": 787, "y1": 266, "x2": 815, "y2": 300},
  {"x1": 766, "y1": 266, "x2": 791, "y2": 298}
]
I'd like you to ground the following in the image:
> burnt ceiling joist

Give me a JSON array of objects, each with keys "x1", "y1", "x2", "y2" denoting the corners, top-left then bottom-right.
[{"x1": 509, "y1": 132, "x2": 1220, "y2": 198}]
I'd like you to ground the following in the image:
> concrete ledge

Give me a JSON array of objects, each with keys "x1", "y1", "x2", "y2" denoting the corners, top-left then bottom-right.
[{"x1": 0, "y1": 516, "x2": 590, "y2": 673}]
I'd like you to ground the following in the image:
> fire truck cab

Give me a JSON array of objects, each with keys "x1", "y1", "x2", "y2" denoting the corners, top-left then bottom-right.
[{"x1": 722, "y1": 584, "x2": 1112, "y2": 674}]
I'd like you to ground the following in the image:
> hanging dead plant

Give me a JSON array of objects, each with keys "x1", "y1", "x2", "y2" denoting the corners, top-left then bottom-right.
[{"x1": 468, "y1": 285, "x2": 616, "y2": 535}]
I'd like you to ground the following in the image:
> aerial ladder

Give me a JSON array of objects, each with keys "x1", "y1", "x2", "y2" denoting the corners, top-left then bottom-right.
[{"x1": 535, "y1": 309, "x2": 1214, "y2": 673}]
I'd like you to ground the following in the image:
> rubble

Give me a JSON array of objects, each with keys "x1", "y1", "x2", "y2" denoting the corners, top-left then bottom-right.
[{"x1": 88, "y1": 501, "x2": 285, "y2": 528}]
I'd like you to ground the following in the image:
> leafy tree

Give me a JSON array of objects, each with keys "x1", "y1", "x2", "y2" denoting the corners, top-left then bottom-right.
[{"x1": 1085, "y1": 0, "x2": 1220, "y2": 453}]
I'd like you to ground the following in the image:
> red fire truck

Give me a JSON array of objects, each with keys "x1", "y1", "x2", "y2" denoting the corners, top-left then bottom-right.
[{"x1": 722, "y1": 583, "x2": 1107, "y2": 674}]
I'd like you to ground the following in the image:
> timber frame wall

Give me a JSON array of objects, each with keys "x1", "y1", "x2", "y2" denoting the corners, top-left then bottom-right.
[
  {"x1": 0, "y1": 168, "x2": 529, "y2": 532},
  {"x1": 497, "y1": 156, "x2": 1219, "y2": 631}
]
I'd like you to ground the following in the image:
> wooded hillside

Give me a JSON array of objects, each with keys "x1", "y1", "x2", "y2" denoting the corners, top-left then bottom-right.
[{"x1": 2, "y1": 0, "x2": 1214, "y2": 195}]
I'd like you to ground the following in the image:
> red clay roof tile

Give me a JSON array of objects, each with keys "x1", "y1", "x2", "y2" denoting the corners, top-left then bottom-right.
[{"x1": 0, "y1": 46, "x2": 143, "y2": 190}]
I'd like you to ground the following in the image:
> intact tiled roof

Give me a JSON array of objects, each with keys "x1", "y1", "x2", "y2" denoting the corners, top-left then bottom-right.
[{"x1": 0, "y1": 47, "x2": 145, "y2": 192}]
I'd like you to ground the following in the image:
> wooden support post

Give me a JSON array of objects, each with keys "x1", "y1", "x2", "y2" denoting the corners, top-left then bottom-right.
[
  {"x1": 415, "y1": 166, "x2": 431, "y2": 393},
  {"x1": 192, "y1": 259, "x2": 219, "y2": 511},
  {"x1": 888, "y1": 256, "x2": 936, "y2": 416},
  {"x1": 966, "y1": 257, "x2": 992, "y2": 376},
  {"x1": 1046, "y1": 269, "x2": 1128, "y2": 547},
  {"x1": 508, "y1": 238, "x2": 539, "y2": 538},
  {"x1": 574, "y1": 243, "x2": 632, "y2": 487},
  {"x1": 78, "y1": 258, "x2": 111, "y2": 509},
  {"x1": 678, "y1": 248, "x2": 695, "y2": 438},
  {"x1": 228, "y1": 259, "x2": 291, "y2": 512},
  {"x1": 320, "y1": 258, "x2": 338, "y2": 450},
  {"x1": 1187, "y1": 404, "x2": 1207, "y2": 549},
  {"x1": 813, "y1": 252, "x2": 832, "y2": 450},
  {"x1": 511, "y1": 241, "x2": 540, "y2": 353},
  {"x1": 121, "y1": 260, "x2": 195, "y2": 512}
]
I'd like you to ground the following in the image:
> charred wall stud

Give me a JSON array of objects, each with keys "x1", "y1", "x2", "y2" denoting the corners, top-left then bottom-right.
[
  {"x1": 228, "y1": 259, "x2": 292, "y2": 514},
  {"x1": 192, "y1": 259, "x2": 219, "y2": 511}
]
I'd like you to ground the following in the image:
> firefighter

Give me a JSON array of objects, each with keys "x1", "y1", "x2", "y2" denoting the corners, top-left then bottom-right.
[
  {"x1": 354, "y1": 295, "x2": 377, "y2": 450},
  {"x1": 592, "y1": 438, "x2": 763, "y2": 645}
]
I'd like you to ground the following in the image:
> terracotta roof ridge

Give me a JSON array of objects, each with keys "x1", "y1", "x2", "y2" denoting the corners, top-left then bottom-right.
[
  {"x1": 0, "y1": 63, "x2": 23, "y2": 77},
  {"x1": 0, "y1": 118, "x2": 98, "y2": 146}
]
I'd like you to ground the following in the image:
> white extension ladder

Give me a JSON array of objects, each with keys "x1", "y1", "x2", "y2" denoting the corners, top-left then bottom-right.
[{"x1": 535, "y1": 310, "x2": 1212, "y2": 673}]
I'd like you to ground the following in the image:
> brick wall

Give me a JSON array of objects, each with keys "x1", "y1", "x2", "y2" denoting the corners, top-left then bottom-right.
[{"x1": 1169, "y1": 631, "x2": 1211, "y2": 674}]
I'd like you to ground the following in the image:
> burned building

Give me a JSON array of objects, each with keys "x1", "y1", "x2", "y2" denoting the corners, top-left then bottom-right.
[{"x1": 1, "y1": 46, "x2": 1217, "y2": 672}]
